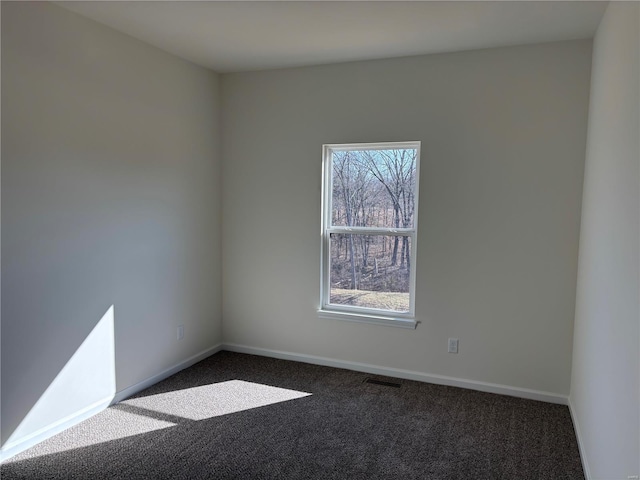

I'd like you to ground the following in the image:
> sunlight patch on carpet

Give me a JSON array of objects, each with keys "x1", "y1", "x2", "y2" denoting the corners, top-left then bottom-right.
[
  {"x1": 4, "y1": 408, "x2": 176, "y2": 461},
  {"x1": 4, "y1": 381, "x2": 311, "y2": 462},
  {"x1": 123, "y1": 380, "x2": 312, "y2": 421}
]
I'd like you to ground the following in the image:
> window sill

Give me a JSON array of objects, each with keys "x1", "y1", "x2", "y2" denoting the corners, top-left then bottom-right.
[{"x1": 317, "y1": 309, "x2": 417, "y2": 329}]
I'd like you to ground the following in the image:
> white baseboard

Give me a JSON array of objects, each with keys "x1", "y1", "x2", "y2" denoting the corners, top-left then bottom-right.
[
  {"x1": 222, "y1": 343, "x2": 568, "y2": 405},
  {"x1": 111, "y1": 343, "x2": 223, "y2": 404},
  {"x1": 1, "y1": 342, "x2": 567, "y2": 464},
  {"x1": 568, "y1": 397, "x2": 591, "y2": 480},
  {"x1": 1, "y1": 343, "x2": 222, "y2": 463},
  {"x1": 0, "y1": 397, "x2": 112, "y2": 463}
]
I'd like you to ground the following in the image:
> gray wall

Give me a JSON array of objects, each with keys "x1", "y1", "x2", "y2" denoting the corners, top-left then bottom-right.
[
  {"x1": 221, "y1": 40, "x2": 592, "y2": 396},
  {"x1": 3, "y1": 1, "x2": 612, "y2": 466},
  {"x1": 1, "y1": 2, "x2": 222, "y2": 447},
  {"x1": 570, "y1": 2, "x2": 640, "y2": 479}
]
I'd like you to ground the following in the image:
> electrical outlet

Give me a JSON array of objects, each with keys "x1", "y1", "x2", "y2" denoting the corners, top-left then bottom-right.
[
  {"x1": 177, "y1": 325, "x2": 184, "y2": 340},
  {"x1": 448, "y1": 338, "x2": 458, "y2": 353}
]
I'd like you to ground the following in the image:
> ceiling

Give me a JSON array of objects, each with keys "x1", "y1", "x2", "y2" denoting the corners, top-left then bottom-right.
[{"x1": 58, "y1": 1, "x2": 608, "y2": 73}]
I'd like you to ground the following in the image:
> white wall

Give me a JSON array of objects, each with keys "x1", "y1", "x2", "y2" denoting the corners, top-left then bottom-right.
[
  {"x1": 1, "y1": 2, "x2": 222, "y2": 452},
  {"x1": 570, "y1": 3, "x2": 640, "y2": 479},
  {"x1": 221, "y1": 41, "x2": 592, "y2": 397}
]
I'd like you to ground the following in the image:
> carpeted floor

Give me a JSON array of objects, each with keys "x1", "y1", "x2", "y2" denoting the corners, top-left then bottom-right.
[{"x1": 2, "y1": 351, "x2": 584, "y2": 479}]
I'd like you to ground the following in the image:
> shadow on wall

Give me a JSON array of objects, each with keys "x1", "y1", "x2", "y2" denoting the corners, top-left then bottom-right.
[{"x1": 1, "y1": 306, "x2": 117, "y2": 460}]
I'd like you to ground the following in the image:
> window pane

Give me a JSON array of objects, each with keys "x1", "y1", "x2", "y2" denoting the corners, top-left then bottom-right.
[
  {"x1": 331, "y1": 149, "x2": 417, "y2": 229},
  {"x1": 329, "y1": 234, "x2": 411, "y2": 313}
]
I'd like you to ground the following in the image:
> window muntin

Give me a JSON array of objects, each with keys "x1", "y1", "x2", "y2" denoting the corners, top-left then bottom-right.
[{"x1": 321, "y1": 142, "x2": 420, "y2": 321}]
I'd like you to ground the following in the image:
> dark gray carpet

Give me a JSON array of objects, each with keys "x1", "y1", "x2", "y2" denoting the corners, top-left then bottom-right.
[{"x1": 2, "y1": 351, "x2": 584, "y2": 479}]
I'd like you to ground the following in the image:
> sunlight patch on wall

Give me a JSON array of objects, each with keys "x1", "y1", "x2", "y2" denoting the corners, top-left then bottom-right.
[
  {"x1": 3, "y1": 306, "x2": 117, "y2": 452},
  {"x1": 123, "y1": 380, "x2": 312, "y2": 421}
]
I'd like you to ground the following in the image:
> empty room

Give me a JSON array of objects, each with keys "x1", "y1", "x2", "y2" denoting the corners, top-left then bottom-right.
[{"x1": 1, "y1": 1, "x2": 638, "y2": 479}]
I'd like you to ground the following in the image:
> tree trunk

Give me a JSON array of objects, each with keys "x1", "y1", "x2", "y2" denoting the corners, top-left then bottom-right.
[
  {"x1": 405, "y1": 237, "x2": 411, "y2": 272},
  {"x1": 361, "y1": 236, "x2": 368, "y2": 268},
  {"x1": 348, "y1": 234, "x2": 357, "y2": 290},
  {"x1": 391, "y1": 205, "x2": 400, "y2": 266},
  {"x1": 391, "y1": 238, "x2": 398, "y2": 267}
]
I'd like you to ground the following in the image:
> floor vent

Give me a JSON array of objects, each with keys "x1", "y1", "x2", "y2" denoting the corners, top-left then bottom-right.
[{"x1": 364, "y1": 378, "x2": 401, "y2": 388}]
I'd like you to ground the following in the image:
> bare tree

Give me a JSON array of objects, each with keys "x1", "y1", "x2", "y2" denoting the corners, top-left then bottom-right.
[
  {"x1": 333, "y1": 151, "x2": 379, "y2": 288},
  {"x1": 363, "y1": 149, "x2": 416, "y2": 268},
  {"x1": 330, "y1": 148, "x2": 416, "y2": 295}
]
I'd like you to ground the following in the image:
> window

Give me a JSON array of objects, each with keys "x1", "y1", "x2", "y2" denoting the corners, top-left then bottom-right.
[{"x1": 320, "y1": 142, "x2": 420, "y2": 328}]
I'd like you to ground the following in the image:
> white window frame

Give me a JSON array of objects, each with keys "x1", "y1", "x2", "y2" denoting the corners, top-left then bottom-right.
[{"x1": 319, "y1": 141, "x2": 421, "y2": 329}]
